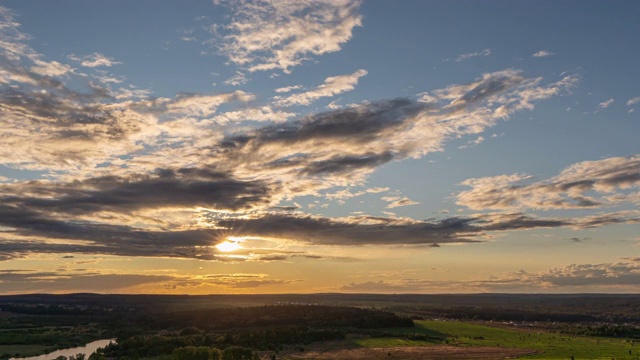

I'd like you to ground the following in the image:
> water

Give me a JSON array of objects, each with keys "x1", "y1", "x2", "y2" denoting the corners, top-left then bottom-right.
[{"x1": 9, "y1": 339, "x2": 116, "y2": 360}]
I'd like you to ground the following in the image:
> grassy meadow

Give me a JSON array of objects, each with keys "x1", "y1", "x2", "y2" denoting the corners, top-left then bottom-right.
[{"x1": 355, "y1": 320, "x2": 639, "y2": 359}]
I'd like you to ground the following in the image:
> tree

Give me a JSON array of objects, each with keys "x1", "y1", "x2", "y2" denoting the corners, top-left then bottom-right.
[{"x1": 221, "y1": 347, "x2": 254, "y2": 360}]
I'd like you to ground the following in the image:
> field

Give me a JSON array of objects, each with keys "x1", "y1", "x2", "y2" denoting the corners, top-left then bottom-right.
[
  {"x1": 350, "y1": 320, "x2": 639, "y2": 360},
  {"x1": 2, "y1": 295, "x2": 640, "y2": 360},
  {"x1": 277, "y1": 343, "x2": 538, "y2": 359}
]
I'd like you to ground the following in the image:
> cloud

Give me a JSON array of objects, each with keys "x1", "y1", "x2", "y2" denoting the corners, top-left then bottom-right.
[
  {"x1": 212, "y1": 106, "x2": 295, "y2": 123},
  {"x1": 0, "y1": 270, "x2": 173, "y2": 294},
  {"x1": 275, "y1": 85, "x2": 303, "y2": 93},
  {"x1": 568, "y1": 237, "x2": 590, "y2": 243},
  {"x1": 163, "y1": 273, "x2": 296, "y2": 290},
  {"x1": 161, "y1": 90, "x2": 254, "y2": 116},
  {"x1": 458, "y1": 135, "x2": 484, "y2": 149},
  {"x1": 533, "y1": 260, "x2": 640, "y2": 287},
  {"x1": 224, "y1": 71, "x2": 248, "y2": 86},
  {"x1": 0, "y1": 11, "x2": 580, "y2": 263},
  {"x1": 213, "y1": 213, "x2": 482, "y2": 246},
  {"x1": 341, "y1": 280, "x2": 414, "y2": 292},
  {"x1": 216, "y1": 70, "x2": 576, "y2": 196},
  {"x1": 1, "y1": 167, "x2": 273, "y2": 216},
  {"x1": 324, "y1": 186, "x2": 389, "y2": 200},
  {"x1": 0, "y1": 269, "x2": 295, "y2": 293},
  {"x1": 381, "y1": 196, "x2": 419, "y2": 208},
  {"x1": 30, "y1": 60, "x2": 72, "y2": 77},
  {"x1": 598, "y1": 98, "x2": 614, "y2": 109},
  {"x1": 627, "y1": 96, "x2": 640, "y2": 106},
  {"x1": 454, "y1": 48, "x2": 491, "y2": 62},
  {"x1": 69, "y1": 53, "x2": 121, "y2": 68},
  {"x1": 340, "y1": 259, "x2": 640, "y2": 293},
  {"x1": 532, "y1": 50, "x2": 554, "y2": 57},
  {"x1": 274, "y1": 69, "x2": 367, "y2": 107},
  {"x1": 216, "y1": 0, "x2": 363, "y2": 73},
  {"x1": 457, "y1": 155, "x2": 640, "y2": 211}
]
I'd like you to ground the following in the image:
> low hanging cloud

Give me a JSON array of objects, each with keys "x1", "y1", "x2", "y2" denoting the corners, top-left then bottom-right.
[
  {"x1": 0, "y1": 269, "x2": 295, "y2": 294},
  {"x1": 216, "y1": 0, "x2": 363, "y2": 73},
  {"x1": 457, "y1": 155, "x2": 640, "y2": 211},
  {"x1": 341, "y1": 258, "x2": 640, "y2": 293},
  {"x1": 0, "y1": 270, "x2": 173, "y2": 294}
]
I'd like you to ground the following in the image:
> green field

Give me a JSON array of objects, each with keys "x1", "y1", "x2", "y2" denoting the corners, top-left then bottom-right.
[{"x1": 355, "y1": 320, "x2": 639, "y2": 360}]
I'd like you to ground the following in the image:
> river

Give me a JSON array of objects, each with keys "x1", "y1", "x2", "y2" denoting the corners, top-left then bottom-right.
[{"x1": 9, "y1": 339, "x2": 116, "y2": 360}]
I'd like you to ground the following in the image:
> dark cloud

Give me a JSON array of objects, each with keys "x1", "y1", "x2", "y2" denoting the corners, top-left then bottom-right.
[
  {"x1": 301, "y1": 151, "x2": 393, "y2": 176},
  {"x1": 568, "y1": 237, "x2": 591, "y2": 243},
  {"x1": 222, "y1": 98, "x2": 422, "y2": 149},
  {"x1": 3, "y1": 167, "x2": 272, "y2": 215},
  {"x1": 479, "y1": 213, "x2": 571, "y2": 231},
  {"x1": 216, "y1": 213, "x2": 481, "y2": 245}
]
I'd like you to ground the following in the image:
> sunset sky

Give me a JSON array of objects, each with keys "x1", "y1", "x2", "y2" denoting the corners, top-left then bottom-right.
[{"x1": 1, "y1": 0, "x2": 639, "y2": 294}]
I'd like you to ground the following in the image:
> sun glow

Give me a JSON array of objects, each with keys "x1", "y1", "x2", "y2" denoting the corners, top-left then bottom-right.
[{"x1": 215, "y1": 237, "x2": 244, "y2": 252}]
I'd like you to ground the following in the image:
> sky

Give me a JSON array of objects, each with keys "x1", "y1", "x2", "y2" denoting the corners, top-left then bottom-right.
[{"x1": 0, "y1": 0, "x2": 639, "y2": 294}]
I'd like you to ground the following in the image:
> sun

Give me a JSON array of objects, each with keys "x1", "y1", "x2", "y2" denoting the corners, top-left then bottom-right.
[{"x1": 215, "y1": 237, "x2": 244, "y2": 252}]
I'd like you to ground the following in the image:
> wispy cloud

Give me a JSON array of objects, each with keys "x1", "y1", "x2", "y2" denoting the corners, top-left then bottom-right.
[
  {"x1": 454, "y1": 48, "x2": 491, "y2": 62},
  {"x1": 224, "y1": 71, "x2": 248, "y2": 86},
  {"x1": 275, "y1": 85, "x2": 303, "y2": 93},
  {"x1": 215, "y1": 0, "x2": 363, "y2": 73},
  {"x1": 598, "y1": 98, "x2": 614, "y2": 109},
  {"x1": 381, "y1": 196, "x2": 419, "y2": 208},
  {"x1": 532, "y1": 50, "x2": 554, "y2": 57},
  {"x1": 627, "y1": 96, "x2": 640, "y2": 106},
  {"x1": 69, "y1": 53, "x2": 121, "y2": 68},
  {"x1": 274, "y1": 69, "x2": 367, "y2": 106}
]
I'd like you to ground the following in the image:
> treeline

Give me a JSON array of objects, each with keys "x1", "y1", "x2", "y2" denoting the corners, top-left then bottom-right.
[
  {"x1": 109, "y1": 327, "x2": 344, "y2": 354},
  {"x1": 173, "y1": 346, "x2": 257, "y2": 360},
  {"x1": 96, "y1": 343, "x2": 259, "y2": 360},
  {"x1": 548, "y1": 324, "x2": 640, "y2": 339},
  {"x1": 147, "y1": 305, "x2": 413, "y2": 330},
  {"x1": 395, "y1": 305, "x2": 601, "y2": 323}
]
